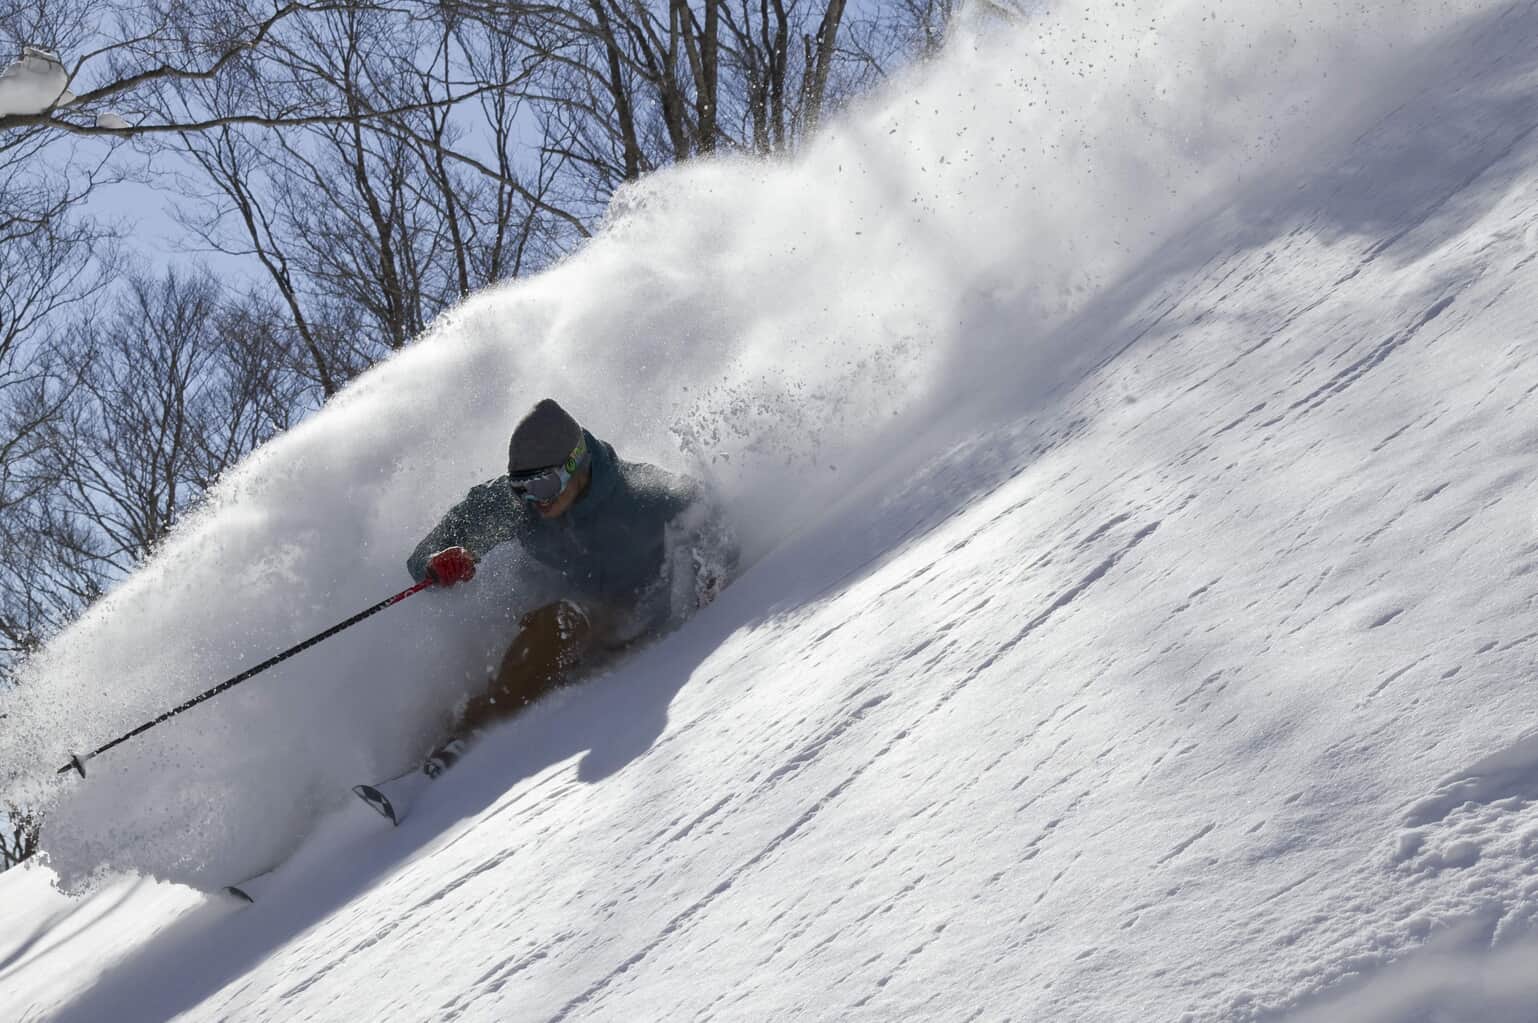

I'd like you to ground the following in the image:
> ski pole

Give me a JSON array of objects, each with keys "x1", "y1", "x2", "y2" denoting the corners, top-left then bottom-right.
[{"x1": 57, "y1": 579, "x2": 436, "y2": 777}]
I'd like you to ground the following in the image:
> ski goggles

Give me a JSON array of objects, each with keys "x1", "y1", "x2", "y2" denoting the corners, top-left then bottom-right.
[{"x1": 509, "y1": 435, "x2": 590, "y2": 504}]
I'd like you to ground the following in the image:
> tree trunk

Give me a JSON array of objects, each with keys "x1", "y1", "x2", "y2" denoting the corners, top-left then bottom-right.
[{"x1": 803, "y1": 0, "x2": 848, "y2": 133}]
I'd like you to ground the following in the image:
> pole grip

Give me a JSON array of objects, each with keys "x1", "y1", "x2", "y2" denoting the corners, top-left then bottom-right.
[{"x1": 55, "y1": 752, "x2": 89, "y2": 777}]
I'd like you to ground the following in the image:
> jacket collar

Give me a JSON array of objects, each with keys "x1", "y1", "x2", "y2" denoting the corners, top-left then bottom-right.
[{"x1": 567, "y1": 430, "x2": 618, "y2": 525}]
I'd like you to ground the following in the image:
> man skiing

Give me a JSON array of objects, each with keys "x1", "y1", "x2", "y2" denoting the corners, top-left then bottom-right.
[{"x1": 406, "y1": 398, "x2": 734, "y2": 777}]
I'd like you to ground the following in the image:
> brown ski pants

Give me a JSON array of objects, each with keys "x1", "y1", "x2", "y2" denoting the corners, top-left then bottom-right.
[{"x1": 454, "y1": 600, "x2": 601, "y2": 734}]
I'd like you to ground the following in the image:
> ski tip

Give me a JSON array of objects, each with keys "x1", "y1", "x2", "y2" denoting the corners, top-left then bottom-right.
[
  {"x1": 353, "y1": 784, "x2": 399, "y2": 826},
  {"x1": 222, "y1": 884, "x2": 256, "y2": 904}
]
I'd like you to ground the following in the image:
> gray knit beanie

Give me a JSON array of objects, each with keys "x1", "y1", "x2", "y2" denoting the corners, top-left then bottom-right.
[{"x1": 508, "y1": 398, "x2": 583, "y2": 474}]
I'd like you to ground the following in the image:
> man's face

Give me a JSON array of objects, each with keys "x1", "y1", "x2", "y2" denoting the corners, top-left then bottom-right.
[{"x1": 533, "y1": 468, "x2": 588, "y2": 519}]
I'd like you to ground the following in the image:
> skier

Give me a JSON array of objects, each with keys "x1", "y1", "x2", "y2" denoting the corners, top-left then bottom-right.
[{"x1": 406, "y1": 398, "x2": 734, "y2": 777}]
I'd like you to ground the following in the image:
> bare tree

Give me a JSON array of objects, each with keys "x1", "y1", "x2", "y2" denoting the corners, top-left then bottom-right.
[
  {"x1": 6, "y1": 1, "x2": 933, "y2": 413},
  {"x1": 32, "y1": 271, "x2": 296, "y2": 586},
  {"x1": 875, "y1": 0, "x2": 959, "y2": 61},
  {"x1": 0, "y1": 1, "x2": 524, "y2": 137},
  {"x1": 0, "y1": 141, "x2": 117, "y2": 663},
  {"x1": 0, "y1": 3, "x2": 517, "y2": 660},
  {"x1": 444, "y1": 0, "x2": 904, "y2": 211},
  {"x1": 3, "y1": 0, "x2": 559, "y2": 396},
  {"x1": 0, "y1": 801, "x2": 40, "y2": 869},
  {"x1": 159, "y1": 4, "x2": 584, "y2": 397},
  {"x1": 0, "y1": 173, "x2": 105, "y2": 862},
  {"x1": 188, "y1": 291, "x2": 306, "y2": 490}
]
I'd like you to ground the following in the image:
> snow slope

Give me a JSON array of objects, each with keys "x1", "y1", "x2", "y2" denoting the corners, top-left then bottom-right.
[{"x1": 8, "y1": 0, "x2": 1538, "y2": 1019}]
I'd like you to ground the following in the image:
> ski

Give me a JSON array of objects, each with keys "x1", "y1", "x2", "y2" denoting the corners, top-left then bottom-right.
[
  {"x1": 353, "y1": 779, "x2": 408, "y2": 825},
  {"x1": 221, "y1": 743, "x2": 465, "y2": 902},
  {"x1": 223, "y1": 866, "x2": 280, "y2": 904},
  {"x1": 353, "y1": 764, "x2": 432, "y2": 826},
  {"x1": 353, "y1": 739, "x2": 466, "y2": 826},
  {"x1": 223, "y1": 882, "x2": 257, "y2": 904}
]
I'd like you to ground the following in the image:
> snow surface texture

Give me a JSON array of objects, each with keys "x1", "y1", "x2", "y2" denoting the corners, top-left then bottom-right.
[{"x1": 6, "y1": 0, "x2": 1538, "y2": 1019}]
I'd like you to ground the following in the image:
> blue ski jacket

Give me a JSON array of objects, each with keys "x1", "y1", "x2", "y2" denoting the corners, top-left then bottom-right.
[{"x1": 407, "y1": 431, "x2": 731, "y2": 638}]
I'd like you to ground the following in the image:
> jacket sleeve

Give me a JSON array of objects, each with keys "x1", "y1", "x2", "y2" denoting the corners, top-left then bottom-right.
[{"x1": 406, "y1": 479, "x2": 524, "y2": 582}]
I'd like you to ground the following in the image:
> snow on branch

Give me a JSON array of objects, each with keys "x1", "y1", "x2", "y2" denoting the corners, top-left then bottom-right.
[
  {"x1": 0, "y1": 47, "x2": 75, "y2": 118},
  {"x1": 0, "y1": 2, "x2": 491, "y2": 136}
]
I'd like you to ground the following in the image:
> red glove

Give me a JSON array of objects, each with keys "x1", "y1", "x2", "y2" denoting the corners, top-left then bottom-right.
[{"x1": 426, "y1": 546, "x2": 477, "y2": 586}]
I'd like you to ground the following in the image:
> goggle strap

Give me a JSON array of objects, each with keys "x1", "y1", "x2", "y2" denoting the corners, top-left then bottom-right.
[{"x1": 563, "y1": 435, "x2": 588, "y2": 473}]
